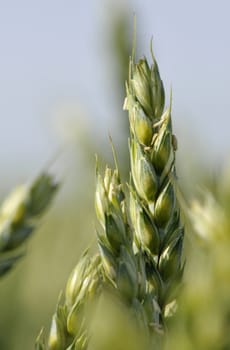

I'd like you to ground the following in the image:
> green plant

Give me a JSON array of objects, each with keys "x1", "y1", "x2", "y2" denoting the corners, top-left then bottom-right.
[
  {"x1": 124, "y1": 47, "x2": 184, "y2": 329},
  {"x1": 35, "y1": 43, "x2": 184, "y2": 350},
  {"x1": 1, "y1": 31, "x2": 227, "y2": 350},
  {"x1": 0, "y1": 173, "x2": 58, "y2": 278}
]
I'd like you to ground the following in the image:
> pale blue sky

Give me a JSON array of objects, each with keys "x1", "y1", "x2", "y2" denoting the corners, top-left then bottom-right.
[{"x1": 0, "y1": 0, "x2": 229, "y2": 184}]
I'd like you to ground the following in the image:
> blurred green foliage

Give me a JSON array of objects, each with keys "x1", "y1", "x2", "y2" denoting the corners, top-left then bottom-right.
[
  {"x1": 0, "y1": 8, "x2": 133, "y2": 350},
  {"x1": 165, "y1": 168, "x2": 230, "y2": 350}
]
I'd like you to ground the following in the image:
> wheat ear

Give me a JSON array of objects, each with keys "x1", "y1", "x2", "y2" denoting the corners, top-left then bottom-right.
[
  {"x1": 0, "y1": 173, "x2": 58, "y2": 277},
  {"x1": 36, "y1": 251, "x2": 102, "y2": 350},
  {"x1": 124, "y1": 50, "x2": 184, "y2": 329},
  {"x1": 36, "y1": 45, "x2": 184, "y2": 349}
]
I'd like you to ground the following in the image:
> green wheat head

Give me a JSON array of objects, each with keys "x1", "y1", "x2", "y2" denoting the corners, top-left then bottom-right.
[
  {"x1": 36, "y1": 44, "x2": 184, "y2": 350},
  {"x1": 0, "y1": 173, "x2": 58, "y2": 277},
  {"x1": 124, "y1": 48, "x2": 184, "y2": 325}
]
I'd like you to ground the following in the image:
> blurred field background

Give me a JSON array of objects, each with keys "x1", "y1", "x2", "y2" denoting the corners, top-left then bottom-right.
[{"x1": 0, "y1": 1, "x2": 230, "y2": 349}]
